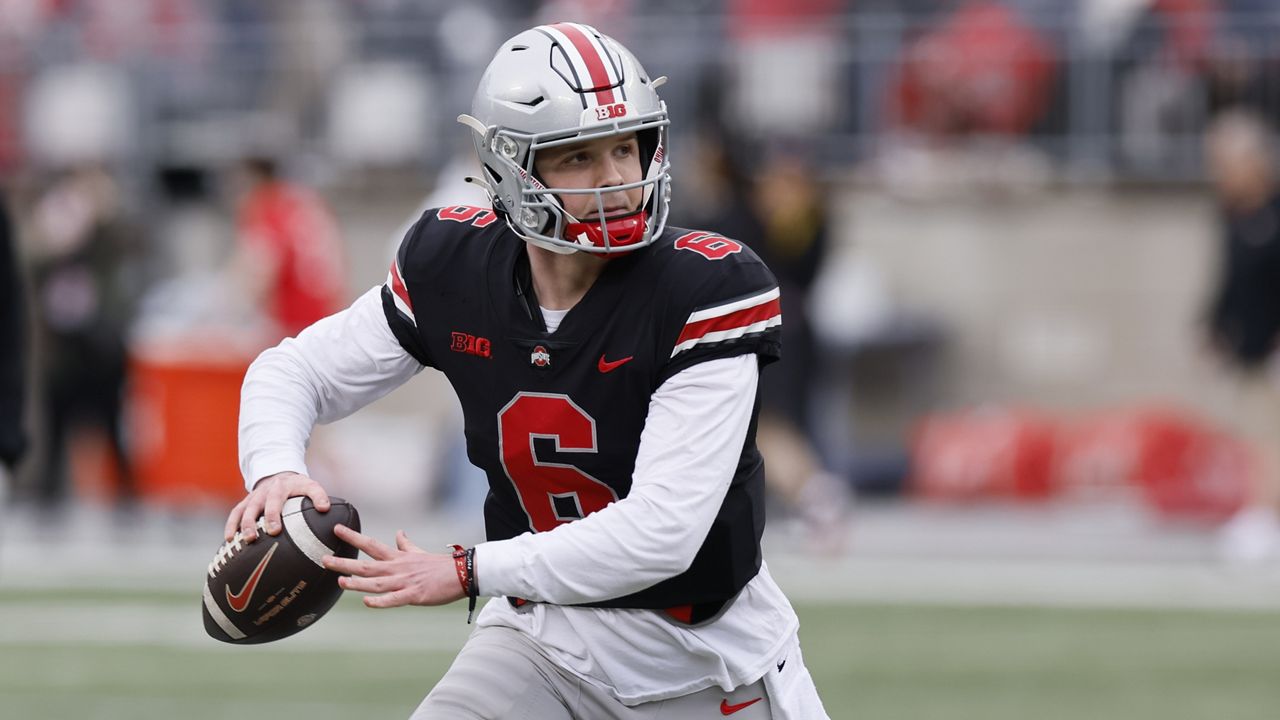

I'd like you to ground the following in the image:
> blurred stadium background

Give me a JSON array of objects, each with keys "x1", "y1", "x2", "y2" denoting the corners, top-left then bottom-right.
[{"x1": 3, "y1": 1, "x2": 1280, "y2": 718}]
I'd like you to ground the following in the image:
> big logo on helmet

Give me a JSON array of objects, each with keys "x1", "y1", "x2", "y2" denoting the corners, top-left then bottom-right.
[{"x1": 594, "y1": 103, "x2": 628, "y2": 121}]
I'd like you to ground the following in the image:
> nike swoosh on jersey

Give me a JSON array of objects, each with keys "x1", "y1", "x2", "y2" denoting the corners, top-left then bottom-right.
[
  {"x1": 597, "y1": 354, "x2": 634, "y2": 373},
  {"x1": 720, "y1": 697, "x2": 763, "y2": 715},
  {"x1": 226, "y1": 542, "x2": 279, "y2": 613}
]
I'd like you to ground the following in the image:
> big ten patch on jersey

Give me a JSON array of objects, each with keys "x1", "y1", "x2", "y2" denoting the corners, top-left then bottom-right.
[{"x1": 450, "y1": 331, "x2": 492, "y2": 359}]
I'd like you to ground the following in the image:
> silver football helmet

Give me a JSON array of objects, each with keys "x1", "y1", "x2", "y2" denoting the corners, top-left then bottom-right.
[{"x1": 458, "y1": 22, "x2": 671, "y2": 254}]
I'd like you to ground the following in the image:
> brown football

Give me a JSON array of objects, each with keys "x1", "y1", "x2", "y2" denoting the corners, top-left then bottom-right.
[{"x1": 202, "y1": 496, "x2": 359, "y2": 644}]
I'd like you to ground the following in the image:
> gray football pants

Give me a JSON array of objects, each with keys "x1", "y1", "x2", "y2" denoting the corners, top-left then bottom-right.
[{"x1": 410, "y1": 625, "x2": 777, "y2": 720}]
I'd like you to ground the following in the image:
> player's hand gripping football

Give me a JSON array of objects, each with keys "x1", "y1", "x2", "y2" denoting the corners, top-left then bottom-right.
[
  {"x1": 322, "y1": 526, "x2": 467, "y2": 608},
  {"x1": 224, "y1": 470, "x2": 331, "y2": 542}
]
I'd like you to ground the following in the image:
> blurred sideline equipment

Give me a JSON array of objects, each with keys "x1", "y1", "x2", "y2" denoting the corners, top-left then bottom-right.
[
  {"x1": 28, "y1": 165, "x2": 141, "y2": 510},
  {"x1": 910, "y1": 405, "x2": 1250, "y2": 523},
  {"x1": 203, "y1": 496, "x2": 360, "y2": 644},
  {"x1": 127, "y1": 350, "x2": 247, "y2": 508}
]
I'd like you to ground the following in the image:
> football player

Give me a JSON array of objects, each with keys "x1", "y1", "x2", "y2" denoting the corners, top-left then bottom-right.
[{"x1": 225, "y1": 22, "x2": 829, "y2": 720}]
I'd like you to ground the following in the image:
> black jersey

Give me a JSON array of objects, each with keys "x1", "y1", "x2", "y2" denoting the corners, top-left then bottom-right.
[{"x1": 381, "y1": 205, "x2": 781, "y2": 619}]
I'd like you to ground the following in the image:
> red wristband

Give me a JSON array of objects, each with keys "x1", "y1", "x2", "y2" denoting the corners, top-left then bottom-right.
[
  {"x1": 449, "y1": 544, "x2": 469, "y2": 596},
  {"x1": 449, "y1": 544, "x2": 479, "y2": 624}
]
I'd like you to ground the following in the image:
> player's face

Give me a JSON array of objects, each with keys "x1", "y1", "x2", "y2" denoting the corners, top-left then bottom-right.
[{"x1": 535, "y1": 133, "x2": 644, "y2": 220}]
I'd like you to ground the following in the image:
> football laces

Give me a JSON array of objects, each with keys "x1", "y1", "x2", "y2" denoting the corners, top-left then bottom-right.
[{"x1": 208, "y1": 517, "x2": 268, "y2": 577}]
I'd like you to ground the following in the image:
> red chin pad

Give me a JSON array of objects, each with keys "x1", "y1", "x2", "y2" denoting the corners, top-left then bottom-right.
[{"x1": 564, "y1": 211, "x2": 648, "y2": 251}]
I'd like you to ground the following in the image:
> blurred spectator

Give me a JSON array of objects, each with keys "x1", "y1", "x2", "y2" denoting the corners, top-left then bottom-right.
[
  {"x1": 227, "y1": 156, "x2": 346, "y2": 341},
  {"x1": 752, "y1": 148, "x2": 829, "y2": 436},
  {"x1": 750, "y1": 146, "x2": 851, "y2": 551},
  {"x1": 680, "y1": 135, "x2": 851, "y2": 551},
  {"x1": 1202, "y1": 109, "x2": 1280, "y2": 563},
  {"x1": 28, "y1": 164, "x2": 143, "y2": 512},
  {"x1": 0, "y1": 190, "x2": 26, "y2": 480}
]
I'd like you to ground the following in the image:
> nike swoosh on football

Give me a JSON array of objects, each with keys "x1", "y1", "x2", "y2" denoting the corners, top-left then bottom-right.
[
  {"x1": 720, "y1": 697, "x2": 763, "y2": 716},
  {"x1": 597, "y1": 354, "x2": 634, "y2": 373},
  {"x1": 226, "y1": 542, "x2": 279, "y2": 613}
]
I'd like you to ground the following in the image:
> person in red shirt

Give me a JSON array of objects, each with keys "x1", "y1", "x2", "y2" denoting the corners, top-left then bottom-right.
[{"x1": 232, "y1": 156, "x2": 346, "y2": 339}]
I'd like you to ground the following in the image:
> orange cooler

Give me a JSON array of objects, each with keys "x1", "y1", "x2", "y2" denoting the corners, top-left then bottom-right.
[{"x1": 127, "y1": 345, "x2": 251, "y2": 508}]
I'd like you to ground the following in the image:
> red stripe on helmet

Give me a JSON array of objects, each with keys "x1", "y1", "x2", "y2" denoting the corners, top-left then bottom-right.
[{"x1": 551, "y1": 23, "x2": 616, "y2": 106}]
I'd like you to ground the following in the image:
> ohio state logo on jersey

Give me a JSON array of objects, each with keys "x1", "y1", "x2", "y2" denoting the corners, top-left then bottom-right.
[{"x1": 530, "y1": 345, "x2": 552, "y2": 368}]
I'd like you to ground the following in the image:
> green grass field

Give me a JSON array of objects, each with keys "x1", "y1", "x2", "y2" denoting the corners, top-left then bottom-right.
[{"x1": 2, "y1": 589, "x2": 1278, "y2": 719}]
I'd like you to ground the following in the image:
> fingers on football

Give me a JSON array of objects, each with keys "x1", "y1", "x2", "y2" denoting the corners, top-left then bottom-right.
[
  {"x1": 307, "y1": 482, "x2": 332, "y2": 512},
  {"x1": 262, "y1": 486, "x2": 287, "y2": 536},
  {"x1": 239, "y1": 493, "x2": 267, "y2": 542},
  {"x1": 224, "y1": 496, "x2": 249, "y2": 542}
]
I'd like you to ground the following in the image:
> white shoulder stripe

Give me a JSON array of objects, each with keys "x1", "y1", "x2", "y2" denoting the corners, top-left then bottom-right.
[
  {"x1": 671, "y1": 316, "x2": 782, "y2": 358},
  {"x1": 686, "y1": 287, "x2": 780, "y2": 325},
  {"x1": 282, "y1": 496, "x2": 335, "y2": 568},
  {"x1": 386, "y1": 269, "x2": 416, "y2": 326}
]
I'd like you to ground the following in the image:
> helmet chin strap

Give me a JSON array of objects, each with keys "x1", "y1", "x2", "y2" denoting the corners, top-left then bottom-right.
[{"x1": 527, "y1": 234, "x2": 581, "y2": 255}]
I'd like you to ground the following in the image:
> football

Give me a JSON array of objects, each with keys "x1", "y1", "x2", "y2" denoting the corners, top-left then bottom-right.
[{"x1": 202, "y1": 496, "x2": 360, "y2": 644}]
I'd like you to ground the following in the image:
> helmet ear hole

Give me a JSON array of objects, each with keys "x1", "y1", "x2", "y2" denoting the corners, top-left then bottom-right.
[{"x1": 481, "y1": 165, "x2": 505, "y2": 207}]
